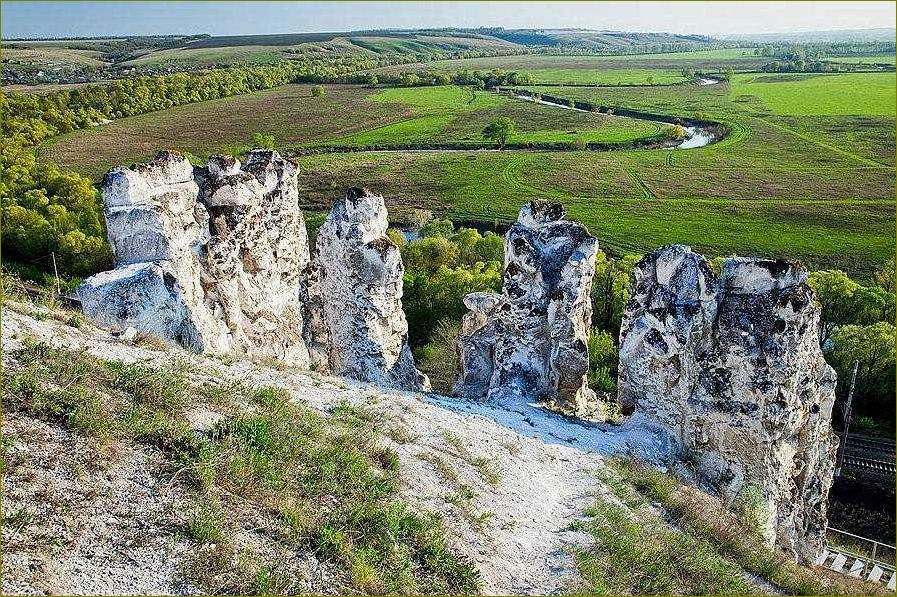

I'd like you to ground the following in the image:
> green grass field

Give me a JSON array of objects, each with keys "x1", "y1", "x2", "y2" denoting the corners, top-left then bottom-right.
[
  {"x1": 827, "y1": 54, "x2": 896, "y2": 65},
  {"x1": 41, "y1": 84, "x2": 665, "y2": 177},
  {"x1": 323, "y1": 86, "x2": 664, "y2": 146},
  {"x1": 730, "y1": 72, "x2": 896, "y2": 116},
  {"x1": 39, "y1": 70, "x2": 896, "y2": 277}
]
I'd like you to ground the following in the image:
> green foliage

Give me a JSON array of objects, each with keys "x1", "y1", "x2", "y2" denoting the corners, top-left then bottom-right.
[
  {"x1": 872, "y1": 258, "x2": 895, "y2": 293},
  {"x1": 419, "y1": 217, "x2": 455, "y2": 238},
  {"x1": 311, "y1": 84, "x2": 326, "y2": 97},
  {"x1": 404, "y1": 261, "x2": 503, "y2": 348},
  {"x1": 665, "y1": 124, "x2": 687, "y2": 139},
  {"x1": 401, "y1": 218, "x2": 504, "y2": 347},
  {"x1": 415, "y1": 319, "x2": 461, "y2": 394},
  {"x1": 250, "y1": 132, "x2": 275, "y2": 149},
  {"x1": 587, "y1": 330, "x2": 619, "y2": 394},
  {"x1": 591, "y1": 251, "x2": 639, "y2": 340},
  {"x1": 482, "y1": 116, "x2": 516, "y2": 148},
  {"x1": 1, "y1": 140, "x2": 112, "y2": 276},
  {"x1": 829, "y1": 322, "x2": 896, "y2": 429}
]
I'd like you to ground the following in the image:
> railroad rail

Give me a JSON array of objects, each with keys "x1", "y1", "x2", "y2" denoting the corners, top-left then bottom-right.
[{"x1": 835, "y1": 432, "x2": 896, "y2": 478}]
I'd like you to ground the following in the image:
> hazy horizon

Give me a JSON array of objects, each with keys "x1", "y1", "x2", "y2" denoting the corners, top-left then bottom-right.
[{"x1": 2, "y1": 1, "x2": 895, "y2": 39}]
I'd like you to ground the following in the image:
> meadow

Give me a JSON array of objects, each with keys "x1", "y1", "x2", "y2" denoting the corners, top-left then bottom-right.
[
  {"x1": 730, "y1": 72, "x2": 897, "y2": 116},
  {"x1": 41, "y1": 84, "x2": 666, "y2": 177},
  {"x1": 119, "y1": 45, "x2": 294, "y2": 67},
  {"x1": 37, "y1": 65, "x2": 895, "y2": 277}
]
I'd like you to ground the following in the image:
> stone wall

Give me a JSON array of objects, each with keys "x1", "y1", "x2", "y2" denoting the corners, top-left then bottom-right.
[
  {"x1": 618, "y1": 244, "x2": 837, "y2": 562},
  {"x1": 453, "y1": 201, "x2": 602, "y2": 419}
]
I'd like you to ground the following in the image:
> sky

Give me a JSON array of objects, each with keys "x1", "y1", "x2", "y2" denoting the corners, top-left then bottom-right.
[{"x1": 1, "y1": 1, "x2": 894, "y2": 39}]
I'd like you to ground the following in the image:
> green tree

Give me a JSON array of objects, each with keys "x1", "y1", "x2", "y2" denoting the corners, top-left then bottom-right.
[
  {"x1": 311, "y1": 85, "x2": 326, "y2": 97},
  {"x1": 829, "y1": 323, "x2": 896, "y2": 431},
  {"x1": 482, "y1": 117, "x2": 516, "y2": 149},
  {"x1": 873, "y1": 258, "x2": 895, "y2": 293},
  {"x1": 807, "y1": 269, "x2": 861, "y2": 346},
  {"x1": 591, "y1": 251, "x2": 640, "y2": 340},
  {"x1": 420, "y1": 218, "x2": 455, "y2": 239}
]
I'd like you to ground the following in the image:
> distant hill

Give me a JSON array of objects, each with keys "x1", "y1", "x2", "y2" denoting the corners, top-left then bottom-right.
[{"x1": 722, "y1": 28, "x2": 895, "y2": 44}]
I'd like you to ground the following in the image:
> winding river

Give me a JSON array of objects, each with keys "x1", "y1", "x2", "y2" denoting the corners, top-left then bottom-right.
[{"x1": 511, "y1": 92, "x2": 719, "y2": 149}]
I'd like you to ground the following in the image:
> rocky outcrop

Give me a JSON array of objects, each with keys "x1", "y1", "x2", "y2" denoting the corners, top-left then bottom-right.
[
  {"x1": 79, "y1": 150, "x2": 313, "y2": 366},
  {"x1": 618, "y1": 244, "x2": 837, "y2": 563},
  {"x1": 305, "y1": 188, "x2": 429, "y2": 391},
  {"x1": 453, "y1": 201, "x2": 601, "y2": 419},
  {"x1": 78, "y1": 153, "x2": 425, "y2": 391}
]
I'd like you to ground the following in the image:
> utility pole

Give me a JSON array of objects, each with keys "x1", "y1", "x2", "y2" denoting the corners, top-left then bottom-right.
[
  {"x1": 50, "y1": 252, "x2": 61, "y2": 296},
  {"x1": 834, "y1": 359, "x2": 859, "y2": 477}
]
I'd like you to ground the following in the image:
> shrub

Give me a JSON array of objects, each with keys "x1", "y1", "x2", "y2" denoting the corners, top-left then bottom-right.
[
  {"x1": 311, "y1": 85, "x2": 326, "y2": 97},
  {"x1": 250, "y1": 132, "x2": 275, "y2": 149},
  {"x1": 587, "y1": 330, "x2": 619, "y2": 394}
]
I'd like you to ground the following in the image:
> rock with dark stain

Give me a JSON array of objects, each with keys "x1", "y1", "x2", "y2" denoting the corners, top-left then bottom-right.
[
  {"x1": 618, "y1": 244, "x2": 837, "y2": 564},
  {"x1": 453, "y1": 201, "x2": 602, "y2": 419}
]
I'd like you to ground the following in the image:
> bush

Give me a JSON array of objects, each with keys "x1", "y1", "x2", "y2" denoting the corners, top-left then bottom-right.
[
  {"x1": 415, "y1": 319, "x2": 461, "y2": 393},
  {"x1": 587, "y1": 330, "x2": 619, "y2": 394},
  {"x1": 311, "y1": 85, "x2": 326, "y2": 97},
  {"x1": 1, "y1": 141, "x2": 112, "y2": 277},
  {"x1": 250, "y1": 132, "x2": 275, "y2": 149}
]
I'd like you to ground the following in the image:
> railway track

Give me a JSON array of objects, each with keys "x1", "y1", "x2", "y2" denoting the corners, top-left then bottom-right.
[{"x1": 835, "y1": 433, "x2": 896, "y2": 478}]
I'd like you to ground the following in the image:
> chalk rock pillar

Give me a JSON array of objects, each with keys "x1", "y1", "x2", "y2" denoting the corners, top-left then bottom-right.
[
  {"x1": 307, "y1": 188, "x2": 429, "y2": 391},
  {"x1": 618, "y1": 244, "x2": 838, "y2": 563},
  {"x1": 78, "y1": 150, "x2": 313, "y2": 366},
  {"x1": 454, "y1": 201, "x2": 601, "y2": 419}
]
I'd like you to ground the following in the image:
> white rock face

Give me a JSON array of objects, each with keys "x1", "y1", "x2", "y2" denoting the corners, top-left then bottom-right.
[
  {"x1": 78, "y1": 150, "x2": 312, "y2": 366},
  {"x1": 305, "y1": 188, "x2": 429, "y2": 391},
  {"x1": 454, "y1": 202, "x2": 601, "y2": 419},
  {"x1": 618, "y1": 244, "x2": 837, "y2": 563}
]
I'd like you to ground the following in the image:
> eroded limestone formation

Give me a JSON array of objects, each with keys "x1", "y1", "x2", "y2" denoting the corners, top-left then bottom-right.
[
  {"x1": 304, "y1": 188, "x2": 429, "y2": 391},
  {"x1": 453, "y1": 201, "x2": 600, "y2": 418},
  {"x1": 78, "y1": 152, "x2": 425, "y2": 391},
  {"x1": 618, "y1": 244, "x2": 837, "y2": 563},
  {"x1": 79, "y1": 150, "x2": 312, "y2": 364}
]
